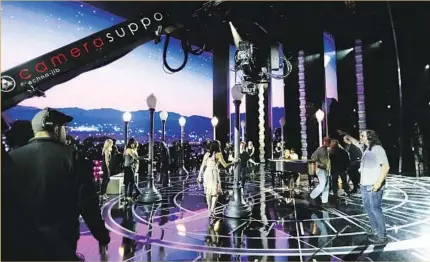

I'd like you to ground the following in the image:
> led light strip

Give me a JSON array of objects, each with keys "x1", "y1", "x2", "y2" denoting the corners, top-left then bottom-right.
[
  {"x1": 298, "y1": 50, "x2": 308, "y2": 159},
  {"x1": 355, "y1": 39, "x2": 367, "y2": 132},
  {"x1": 258, "y1": 83, "x2": 266, "y2": 163}
]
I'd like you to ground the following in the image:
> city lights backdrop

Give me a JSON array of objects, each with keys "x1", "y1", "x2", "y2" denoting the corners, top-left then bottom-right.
[{"x1": 1, "y1": 1, "x2": 214, "y2": 144}]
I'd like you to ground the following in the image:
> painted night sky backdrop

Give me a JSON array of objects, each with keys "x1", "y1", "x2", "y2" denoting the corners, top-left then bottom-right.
[{"x1": 1, "y1": 1, "x2": 285, "y2": 142}]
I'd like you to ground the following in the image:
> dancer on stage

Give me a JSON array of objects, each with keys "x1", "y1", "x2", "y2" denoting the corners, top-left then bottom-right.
[
  {"x1": 123, "y1": 138, "x2": 142, "y2": 202},
  {"x1": 309, "y1": 137, "x2": 331, "y2": 207},
  {"x1": 100, "y1": 139, "x2": 114, "y2": 200},
  {"x1": 197, "y1": 140, "x2": 235, "y2": 217},
  {"x1": 340, "y1": 130, "x2": 389, "y2": 244}
]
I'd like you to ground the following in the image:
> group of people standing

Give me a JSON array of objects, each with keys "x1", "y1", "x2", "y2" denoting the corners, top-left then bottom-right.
[
  {"x1": 309, "y1": 129, "x2": 390, "y2": 244},
  {"x1": 100, "y1": 138, "x2": 143, "y2": 203}
]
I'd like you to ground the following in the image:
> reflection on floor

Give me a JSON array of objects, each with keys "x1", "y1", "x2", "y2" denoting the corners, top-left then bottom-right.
[{"x1": 77, "y1": 170, "x2": 430, "y2": 261}]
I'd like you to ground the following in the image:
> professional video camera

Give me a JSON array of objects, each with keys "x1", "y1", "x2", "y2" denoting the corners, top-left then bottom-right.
[{"x1": 233, "y1": 40, "x2": 292, "y2": 96}]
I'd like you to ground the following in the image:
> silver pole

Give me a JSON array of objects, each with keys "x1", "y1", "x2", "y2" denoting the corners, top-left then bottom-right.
[{"x1": 387, "y1": 1, "x2": 404, "y2": 174}]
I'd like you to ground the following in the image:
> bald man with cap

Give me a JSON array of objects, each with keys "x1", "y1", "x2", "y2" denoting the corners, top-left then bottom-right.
[{"x1": 8, "y1": 107, "x2": 110, "y2": 260}]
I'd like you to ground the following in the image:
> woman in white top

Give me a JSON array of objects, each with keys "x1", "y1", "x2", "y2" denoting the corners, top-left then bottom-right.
[{"x1": 198, "y1": 140, "x2": 235, "y2": 217}]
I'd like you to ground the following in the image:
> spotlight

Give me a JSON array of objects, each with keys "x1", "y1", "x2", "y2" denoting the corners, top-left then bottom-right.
[
  {"x1": 425, "y1": 64, "x2": 429, "y2": 70},
  {"x1": 379, "y1": 40, "x2": 383, "y2": 44}
]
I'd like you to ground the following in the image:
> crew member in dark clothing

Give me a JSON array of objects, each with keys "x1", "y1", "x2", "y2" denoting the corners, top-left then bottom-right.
[
  {"x1": 343, "y1": 135, "x2": 363, "y2": 193},
  {"x1": 7, "y1": 108, "x2": 110, "y2": 260},
  {"x1": 329, "y1": 139, "x2": 351, "y2": 201},
  {"x1": 159, "y1": 141, "x2": 171, "y2": 186}
]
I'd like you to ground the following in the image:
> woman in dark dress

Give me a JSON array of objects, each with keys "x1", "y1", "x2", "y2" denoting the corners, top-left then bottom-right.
[{"x1": 123, "y1": 138, "x2": 142, "y2": 202}]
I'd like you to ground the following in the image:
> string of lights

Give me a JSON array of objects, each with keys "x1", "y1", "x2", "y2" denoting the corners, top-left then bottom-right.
[
  {"x1": 298, "y1": 50, "x2": 308, "y2": 159},
  {"x1": 355, "y1": 39, "x2": 367, "y2": 132}
]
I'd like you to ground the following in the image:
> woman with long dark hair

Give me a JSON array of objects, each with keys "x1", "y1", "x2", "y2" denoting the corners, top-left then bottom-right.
[
  {"x1": 197, "y1": 140, "x2": 235, "y2": 217},
  {"x1": 340, "y1": 129, "x2": 390, "y2": 244},
  {"x1": 123, "y1": 138, "x2": 142, "y2": 202}
]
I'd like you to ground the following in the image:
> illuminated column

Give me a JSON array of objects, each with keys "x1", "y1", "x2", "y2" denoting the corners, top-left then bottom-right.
[
  {"x1": 258, "y1": 83, "x2": 267, "y2": 163},
  {"x1": 298, "y1": 50, "x2": 308, "y2": 159},
  {"x1": 355, "y1": 39, "x2": 367, "y2": 132}
]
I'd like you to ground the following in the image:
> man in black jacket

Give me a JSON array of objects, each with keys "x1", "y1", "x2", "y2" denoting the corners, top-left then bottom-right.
[
  {"x1": 343, "y1": 135, "x2": 363, "y2": 193},
  {"x1": 7, "y1": 108, "x2": 110, "y2": 260}
]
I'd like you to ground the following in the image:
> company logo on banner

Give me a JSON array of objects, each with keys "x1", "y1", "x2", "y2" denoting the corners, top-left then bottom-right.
[
  {"x1": 1, "y1": 76, "x2": 16, "y2": 93},
  {"x1": 1, "y1": 11, "x2": 165, "y2": 107}
]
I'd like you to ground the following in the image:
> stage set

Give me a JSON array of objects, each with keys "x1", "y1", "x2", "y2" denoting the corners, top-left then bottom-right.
[
  {"x1": 2, "y1": 1, "x2": 430, "y2": 262},
  {"x1": 78, "y1": 173, "x2": 430, "y2": 261}
]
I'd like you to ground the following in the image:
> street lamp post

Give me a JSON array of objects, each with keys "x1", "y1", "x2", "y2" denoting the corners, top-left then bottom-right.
[
  {"x1": 137, "y1": 94, "x2": 162, "y2": 203},
  {"x1": 315, "y1": 109, "x2": 325, "y2": 147},
  {"x1": 211, "y1": 116, "x2": 218, "y2": 140},
  {"x1": 224, "y1": 84, "x2": 252, "y2": 219},
  {"x1": 279, "y1": 117, "x2": 286, "y2": 158},
  {"x1": 123, "y1": 112, "x2": 132, "y2": 145},
  {"x1": 240, "y1": 120, "x2": 246, "y2": 142},
  {"x1": 178, "y1": 116, "x2": 188, "y2": 176},
  {"x1": 160, "y1": 111, "x2": 168, "y2": 142}
]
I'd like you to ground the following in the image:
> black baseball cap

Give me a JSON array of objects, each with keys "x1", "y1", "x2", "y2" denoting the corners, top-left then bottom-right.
[{"x1": 31, "y1": 107, "x2": 73, "y2": 132}]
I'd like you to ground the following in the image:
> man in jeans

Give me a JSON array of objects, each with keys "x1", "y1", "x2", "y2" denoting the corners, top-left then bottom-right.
[
  {"x1": 309, "y1": 137, "x2": 331, "y2": 207},
  {"x1": 341, "y1": 130, "x2": 390, "y2": 244}
]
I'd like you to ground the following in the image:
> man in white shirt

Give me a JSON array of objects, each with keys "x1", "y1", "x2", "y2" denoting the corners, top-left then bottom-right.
[{"x1": 340, "y1": 129, "x2": 390, "y2": 244}]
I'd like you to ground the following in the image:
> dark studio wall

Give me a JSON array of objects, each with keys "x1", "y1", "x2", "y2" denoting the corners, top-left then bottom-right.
[
  {"x1": 212, "y1": 43, "x2": 230, "y2": 146},
  {"x1": 335, "y1": 42, "x2": 359, "y2": 139},
  {"x1": 283, "y1": 52, "x2": 301, "y2": 155},
  {"x1": 304, "y1": 48, "x2": 326, "y2": 156},
  {"x1": 362, "y1": 36, "x2": 402, "y2": 174}
]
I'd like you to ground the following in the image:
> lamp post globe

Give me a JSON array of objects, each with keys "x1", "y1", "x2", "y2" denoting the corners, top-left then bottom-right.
[
  {"x1": 122, "y1": 112, "x2": 132, "y2": 146},
  {"x1": 137, "y1": 94, "x2": 161, "y2": 204},
  {"x1": 178, "y1": 116, "x2": 188, "y2": 176},
  {"x1": 224, "y1": 85, "x2": 251, "y2": 219},
  {"x1": 160, "y1": 110, "x2": 168, "y2": 142}
]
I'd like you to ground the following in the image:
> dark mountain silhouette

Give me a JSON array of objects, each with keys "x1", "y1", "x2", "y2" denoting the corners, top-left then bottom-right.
[
  {"x1": 4, "y1": 106, "x2": 212, "y2": 138},
  {"x1": 4, "y1": 106, "x2": 285, "y2": 140}
]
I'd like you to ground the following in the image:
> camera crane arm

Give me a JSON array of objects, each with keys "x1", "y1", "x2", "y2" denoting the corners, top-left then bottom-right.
[{"x1": 0, "y1": 9, "x2": 180, "y2": 112}]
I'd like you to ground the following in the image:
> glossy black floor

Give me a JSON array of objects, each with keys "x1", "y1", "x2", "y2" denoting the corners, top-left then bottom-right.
[{"x1": 77, "y1": 167, "x2": 430, "y2": 261}]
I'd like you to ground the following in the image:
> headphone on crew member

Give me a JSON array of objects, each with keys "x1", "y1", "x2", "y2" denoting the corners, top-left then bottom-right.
[{"x1": 41, "y1": 107, "x2": 55, "y2": 130}]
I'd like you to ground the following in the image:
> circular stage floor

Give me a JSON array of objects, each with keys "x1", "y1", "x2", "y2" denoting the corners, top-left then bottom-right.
[{"x1": 77, "y1": 172, "x2": 430, "y2": 261}]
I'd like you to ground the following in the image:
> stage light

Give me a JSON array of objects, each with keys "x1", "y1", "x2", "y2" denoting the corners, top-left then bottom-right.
[
  {"x1": 425, "y1": 64, "x2": 429, "y2": 70},
  {"x1": 228, "y1": 21, "x2": 242, "y2": 49},
  {"x1": 336, "y1": 48, "x2": 353, "y2": 60},
  {"x1": 387, "y1": 105, "x2": 391, "y2": 109},
  {"x1": 370, "y1": 40, "x2": 382, "y2": 49}
]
